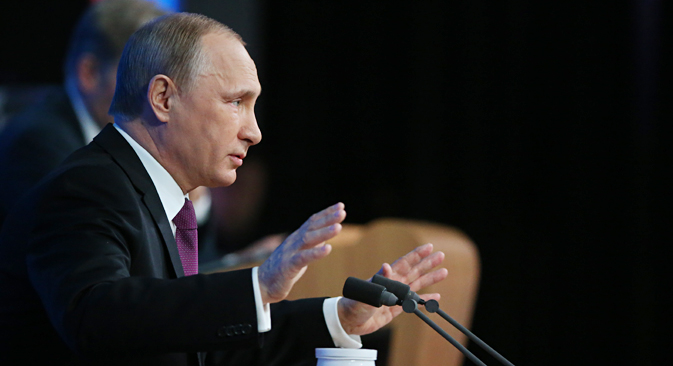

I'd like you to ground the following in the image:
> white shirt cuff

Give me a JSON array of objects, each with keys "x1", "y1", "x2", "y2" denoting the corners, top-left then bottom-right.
[
  {"x1": 252, "y1": 267, "x2": 271, "y2": 332},
  {"x1": 323, "y1": 297, "x2": 362, "y2": 348}
]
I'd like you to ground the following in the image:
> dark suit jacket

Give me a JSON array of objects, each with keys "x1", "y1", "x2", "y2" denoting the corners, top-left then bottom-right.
[
  {"x1": 0, "y1": 125, "x2": 333, "y2": 365},
  {"x1": 0, "y1": 88, "x2": 85, "y2": 226}
]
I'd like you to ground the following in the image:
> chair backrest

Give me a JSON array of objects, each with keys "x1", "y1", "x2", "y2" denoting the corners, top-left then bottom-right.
[{"x1": 286, "y1": 218, "x2": 480, "y2": 366}]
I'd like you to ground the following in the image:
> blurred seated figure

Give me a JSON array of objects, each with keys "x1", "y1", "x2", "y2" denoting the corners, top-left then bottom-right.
[{"x1": 0, "y1": 0, "x2": 166, "y2": 227}]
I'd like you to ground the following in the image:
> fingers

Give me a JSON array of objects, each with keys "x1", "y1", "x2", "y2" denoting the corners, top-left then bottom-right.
[
  {"x1": 374, "y1": 244, "x2": 447, "y2": 293},
  {"x1": 289, "y1": 203, "x2": 345, "y2": 250},
  {"x1": 379, "y1": 263, "x2": 447, "y2": 293},
  {"x1": 305, "y1": 202, "x2": 346, "y2": 232},
  {"x1": 376, "y1": 262, "x2": 393, "y2": 277},
  {"x1": 409, "y1": 268, "x2": 448, "y2": 292},
  {"x1": 387, "y1": 243, "x2": 434, "y2": 275},
  {"x1": 387, "y1": 244, "x2": 443, "y2": 281},
  {"x1": 402, "y1": 251, "x2": 445, "y2": 283},
  {"x1": 391, "y1": 243, "x2": 434, "y2": 267},
  {"x1": 290, "y1": 243, "x2": 333, "y2": 269},
  {"x1": 301, "y1": 223, "x2": 342, "y2": 248}
]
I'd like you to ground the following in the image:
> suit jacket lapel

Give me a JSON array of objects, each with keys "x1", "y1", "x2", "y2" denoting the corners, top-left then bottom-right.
[{"x1": 92, "y1": 124, "x2": 185, "y2": 278}]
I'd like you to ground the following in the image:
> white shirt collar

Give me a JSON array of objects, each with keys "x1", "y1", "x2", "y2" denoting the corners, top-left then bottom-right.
[
  {"x1": 113, "y1": 123, "x2": 187, "y2": 228},
  {"x1": 65, "y1": 79, "x2": 102, "y2": 144}
]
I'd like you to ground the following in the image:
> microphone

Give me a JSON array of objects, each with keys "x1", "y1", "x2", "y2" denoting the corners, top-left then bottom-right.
[
  {"x1": 371, "y1": 274, "x2": 422, "y2": 305},
  {"x1": 342, "y1": 277, "x2": 399, "y2": 307},
  {"x1": 346, "y1": 276, "x2": 516, "y2": 365}
]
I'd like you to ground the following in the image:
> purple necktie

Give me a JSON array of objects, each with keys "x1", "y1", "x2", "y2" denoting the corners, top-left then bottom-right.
[{"x1": 173, "y1": 198, "x2": 198, "y2": 276}]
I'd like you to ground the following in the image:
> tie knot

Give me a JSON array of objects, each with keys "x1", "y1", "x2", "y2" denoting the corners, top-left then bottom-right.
[{"x1": 173, "y1": 199, "x2": 197, "y2": 230}]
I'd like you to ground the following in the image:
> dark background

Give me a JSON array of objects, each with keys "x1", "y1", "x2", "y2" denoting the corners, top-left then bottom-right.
[{"x1": 1, "y1": 1, "x2": 672, "y2": 365}]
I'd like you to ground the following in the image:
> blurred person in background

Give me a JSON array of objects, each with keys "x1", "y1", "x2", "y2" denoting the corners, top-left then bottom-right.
[{"x1": 0, "y1": 0, "x2": 166, "y2": 226}]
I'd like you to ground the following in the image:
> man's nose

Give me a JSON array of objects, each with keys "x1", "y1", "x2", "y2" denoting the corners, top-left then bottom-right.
[{"x1": 239, "y1": 112, "x2": 262, "y2": 146}]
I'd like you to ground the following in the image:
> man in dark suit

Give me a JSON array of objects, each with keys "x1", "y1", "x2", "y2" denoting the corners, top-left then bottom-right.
[
  {"x1": 0, "y1": 12, "x2": 448, "y2": 366},
  {"x1": 0, "y1": 0, "x2": 166, "y2": 227}
]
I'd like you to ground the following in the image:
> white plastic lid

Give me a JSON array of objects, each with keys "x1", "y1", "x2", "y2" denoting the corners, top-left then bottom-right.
[{"x1": 315, "y1": 348, "x2": 377, "y2": 360}]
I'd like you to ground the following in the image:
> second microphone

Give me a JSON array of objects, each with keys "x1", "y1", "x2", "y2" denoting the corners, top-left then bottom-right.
[{"x1": 343, "y1": 277, "x2": 399, "y2": 307}]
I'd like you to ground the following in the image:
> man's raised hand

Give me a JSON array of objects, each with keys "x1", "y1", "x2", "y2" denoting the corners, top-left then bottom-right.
[
  {"x1": 258, "y1": 202, "x2": 346, "y2": 304},
  {"x1": 337, "y1": 243, "x2": 448, "y2": 335}
]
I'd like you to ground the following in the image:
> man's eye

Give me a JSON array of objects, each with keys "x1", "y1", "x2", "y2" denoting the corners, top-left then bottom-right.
[{"x1": 232, "y1": 101, "x2": 241, "y2": 107}]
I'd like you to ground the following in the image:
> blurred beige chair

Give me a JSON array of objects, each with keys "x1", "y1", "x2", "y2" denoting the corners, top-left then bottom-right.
[{"x1": 215, "y1": 218, "x2": 480, "y2": 366}]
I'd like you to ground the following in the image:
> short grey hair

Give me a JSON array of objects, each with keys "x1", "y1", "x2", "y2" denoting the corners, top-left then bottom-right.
[
  {"x1": 108, "y1": 13, "x2": 242, "y2": 121},
  {"x1": 64, "y1": 0, "x2": 166, "y2": 79}
]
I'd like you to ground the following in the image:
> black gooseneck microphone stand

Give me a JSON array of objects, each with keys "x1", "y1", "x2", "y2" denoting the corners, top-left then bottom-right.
[
  {"x1": 401, "y1": 298, "x2": 515, "y2": 366},
  {"x1": 345, "y1": 275, "x2": 515, "y2": 366},
  {"x1": 401, "y1": 299, "x2": 487, "y2": 366},
  {"x1": 423, "y1": 299, "x2": 515, "y2": 366}
]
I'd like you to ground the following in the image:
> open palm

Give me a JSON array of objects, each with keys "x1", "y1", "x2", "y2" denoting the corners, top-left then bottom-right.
[{"x1": 337, "y1": 243, "x2": 448, "y2": 335}]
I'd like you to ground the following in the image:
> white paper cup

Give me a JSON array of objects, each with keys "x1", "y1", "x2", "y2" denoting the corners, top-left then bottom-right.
[{"x1": 315, "y1": 348, "x2": 377, "y2": 366}]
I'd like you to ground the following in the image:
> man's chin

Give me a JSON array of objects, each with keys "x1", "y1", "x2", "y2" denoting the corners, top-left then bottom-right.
[{"x1": 212, "y1": 170, "x2": 237, "y2": 187}]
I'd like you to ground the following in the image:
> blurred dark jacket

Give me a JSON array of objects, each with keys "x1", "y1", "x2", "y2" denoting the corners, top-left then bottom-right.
[{"x1": 0, "y1": 87, "x2": 84, "y2": 226}]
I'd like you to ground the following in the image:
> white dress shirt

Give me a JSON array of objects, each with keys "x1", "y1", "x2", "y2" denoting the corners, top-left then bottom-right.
[{"x1": 113, "y1": 123, "x2": 361, "y2": 347}]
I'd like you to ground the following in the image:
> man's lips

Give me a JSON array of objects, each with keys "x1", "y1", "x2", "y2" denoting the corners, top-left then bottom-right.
[{"x1": 229, "y1": 154, "x2": 244, "y2": 166}]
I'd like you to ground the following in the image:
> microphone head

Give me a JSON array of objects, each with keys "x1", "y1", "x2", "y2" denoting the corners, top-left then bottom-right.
[
  {"x1": 372, "y1": 274, "x2": 420, "y2": 304},
  {"x1": 343, "y1": 277, "x2": 398, "y2": 307}
]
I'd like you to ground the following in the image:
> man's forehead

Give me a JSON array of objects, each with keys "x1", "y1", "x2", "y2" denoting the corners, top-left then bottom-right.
[
  {"x1": 202, "y1": 32, "x2": 255, "y2": 68},
  {"x1": 199, "y1": 32, "x2": 259, "y2": 86}
]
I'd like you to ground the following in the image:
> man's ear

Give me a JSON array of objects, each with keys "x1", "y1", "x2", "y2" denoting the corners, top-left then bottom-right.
[
  {"x1": 147, "y1": 74, "x2": 177, "y2": 123},
  {"x1": 76, "y1": 53, "x2": 101, "y2": 94}
]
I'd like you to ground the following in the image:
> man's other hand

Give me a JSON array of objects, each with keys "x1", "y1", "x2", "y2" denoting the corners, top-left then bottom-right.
[
  {"x1": 336, "y1": 243, "x2": 448, "y2": 335},
  {"x1": 258, "y1": 202, "x2": 346, "y2": 304}
]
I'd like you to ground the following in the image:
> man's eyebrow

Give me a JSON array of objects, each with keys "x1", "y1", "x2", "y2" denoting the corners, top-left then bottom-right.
[{"x1": 224, "y1": 88, "x2": 261, "y2": 99}]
